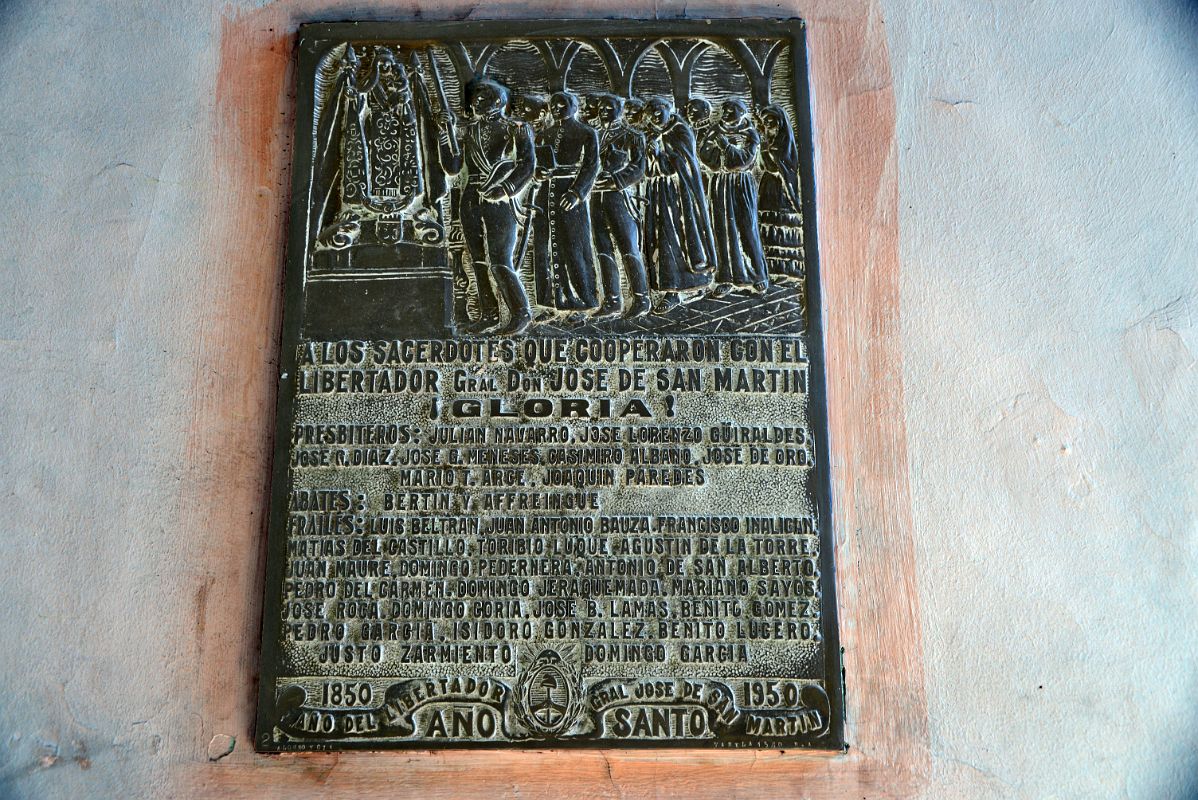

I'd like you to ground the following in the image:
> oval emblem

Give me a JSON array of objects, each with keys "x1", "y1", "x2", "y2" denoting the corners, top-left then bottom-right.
[{"x1": 517, "y1": 649, "x2": 581, "y2": 736}]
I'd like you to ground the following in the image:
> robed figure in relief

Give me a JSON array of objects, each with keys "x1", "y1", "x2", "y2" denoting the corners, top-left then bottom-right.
[
  {"x1": 757, "y1": 103, "x2": 805, "y2": 284},
  {"x1": 311, "y1": 45, "x2": 447, "y2": 251},
  {"x1": 699, "y1": 99, "x2": 769, "y2": 296},
  {"x1": 639, "y1": 96, "x2": 715, "y2": 314},
  {"x1": 529, "y1": 91, "x2": 601, "y2": 316},
  {"x1": 511, "y1": 93, "x2": 566, "y2": 313}
]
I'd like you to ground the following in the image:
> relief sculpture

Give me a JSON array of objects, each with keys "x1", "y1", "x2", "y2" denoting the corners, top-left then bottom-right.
[
  {"x1": 261, "y1": 20, "x2": 839, "y2": 752},
  {"x1": 311, "y1": 45, "x2": 449, "y2": 253},
  {"x1": 302, "y1": 26, "x2": 810, "y2": 338}
]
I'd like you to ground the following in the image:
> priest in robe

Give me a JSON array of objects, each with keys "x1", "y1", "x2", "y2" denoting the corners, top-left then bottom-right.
[
  {"x1": 698, "y1": 99, "x2": 769, "y2": 296},
  {"x1": 639, "y1": 96, "x2": 715, "y2": 314},
  {"x1": 756, "y1": 103, "x2": 805, "y2": 286},
  {"x1": 528, "y1": 91, "x2": 600, "y2": 321}
]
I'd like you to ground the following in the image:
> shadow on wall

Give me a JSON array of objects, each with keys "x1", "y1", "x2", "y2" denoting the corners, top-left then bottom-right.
[{"x1": 1173, "y1": 0, "x2": 1198, "y2": 59}]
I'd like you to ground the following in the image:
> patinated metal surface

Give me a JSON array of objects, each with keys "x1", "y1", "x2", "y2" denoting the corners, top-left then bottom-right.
[{"x1": 256, "y1": 18, "x2": 842, "y2": 751}]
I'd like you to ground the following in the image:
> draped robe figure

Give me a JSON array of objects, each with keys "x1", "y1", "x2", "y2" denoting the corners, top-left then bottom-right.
[
  {"x1": 590, "y1": 94, "x2": 651, "y2": 319},
  {"x1": 698, "y1": 99, "x2": 769, "y2": 294},
  {"x1": 640, "y1": 97, "x2": 714, "y2": 312},
  {"x1": 757, "y1": 104, "x2": 805, "y2": 284},
  {"x1": 438, "y1": 79, "x2": 536, "y2": 335},
  {"x1": 311, "y1": 45, "x2": 448, "y2": 252},
  {"x1": 529, "y1": 92, "x2": 600, "y2": 314},
  {"x1": 310, "y1": 45, "x2": 368, "y2": 251},
  {"x1": 513, "y1": 93, "x2": 571, "y2": 312},
  {"x1": 363, "y1": 49, "x2": 423, "y2": 218}
]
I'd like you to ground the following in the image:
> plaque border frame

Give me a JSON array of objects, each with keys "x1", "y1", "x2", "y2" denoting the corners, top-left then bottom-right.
[{"x1": 255, "y1": 16, "x2": 844, "y2": 753}]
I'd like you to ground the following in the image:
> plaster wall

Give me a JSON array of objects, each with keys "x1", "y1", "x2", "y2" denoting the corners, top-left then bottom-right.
[{"x1": 0, "y1": 1, "x2": 1194, "y2": 798}]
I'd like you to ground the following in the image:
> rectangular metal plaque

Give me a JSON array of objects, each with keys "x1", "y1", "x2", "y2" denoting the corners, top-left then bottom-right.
[{"x1": 256, "y1": 18, "x2": 842, "y2": 751}]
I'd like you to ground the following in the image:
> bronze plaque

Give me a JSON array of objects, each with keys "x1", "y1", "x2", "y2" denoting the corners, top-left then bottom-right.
[{"x1": 256, "y1": 19, "x2": 842, "y2": 751}]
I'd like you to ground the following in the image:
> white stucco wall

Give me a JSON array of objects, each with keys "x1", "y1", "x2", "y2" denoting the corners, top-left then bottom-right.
[
  {"x1": 888, "y1": 1, "x2": 1198, "y2": 796},
  {"x1": 0, "y1": 1, "x2": 1194, "y2": 797}
]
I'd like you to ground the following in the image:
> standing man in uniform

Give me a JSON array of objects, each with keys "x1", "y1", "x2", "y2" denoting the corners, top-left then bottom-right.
[
  {"x1": 437, "y1": 78, "x2": 536, "y2": 335},
  {"x1": 589, "y1": 93, "x2": 651, "y2": 319}
]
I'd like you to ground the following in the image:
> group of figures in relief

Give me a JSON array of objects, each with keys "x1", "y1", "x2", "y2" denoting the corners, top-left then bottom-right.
[{"x1": 313, "y1": 44, "x2": 806, "y2": 335}]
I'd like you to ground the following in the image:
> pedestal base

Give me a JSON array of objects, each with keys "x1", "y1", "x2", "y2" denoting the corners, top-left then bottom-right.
[{"x1": 305, "y1": 244, "x2": 453, "y2": 339}]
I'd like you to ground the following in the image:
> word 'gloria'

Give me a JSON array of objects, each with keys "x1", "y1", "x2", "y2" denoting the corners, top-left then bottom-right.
[{"x1": 440, "y1": 396, "x2": 654, "y2": 420}]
